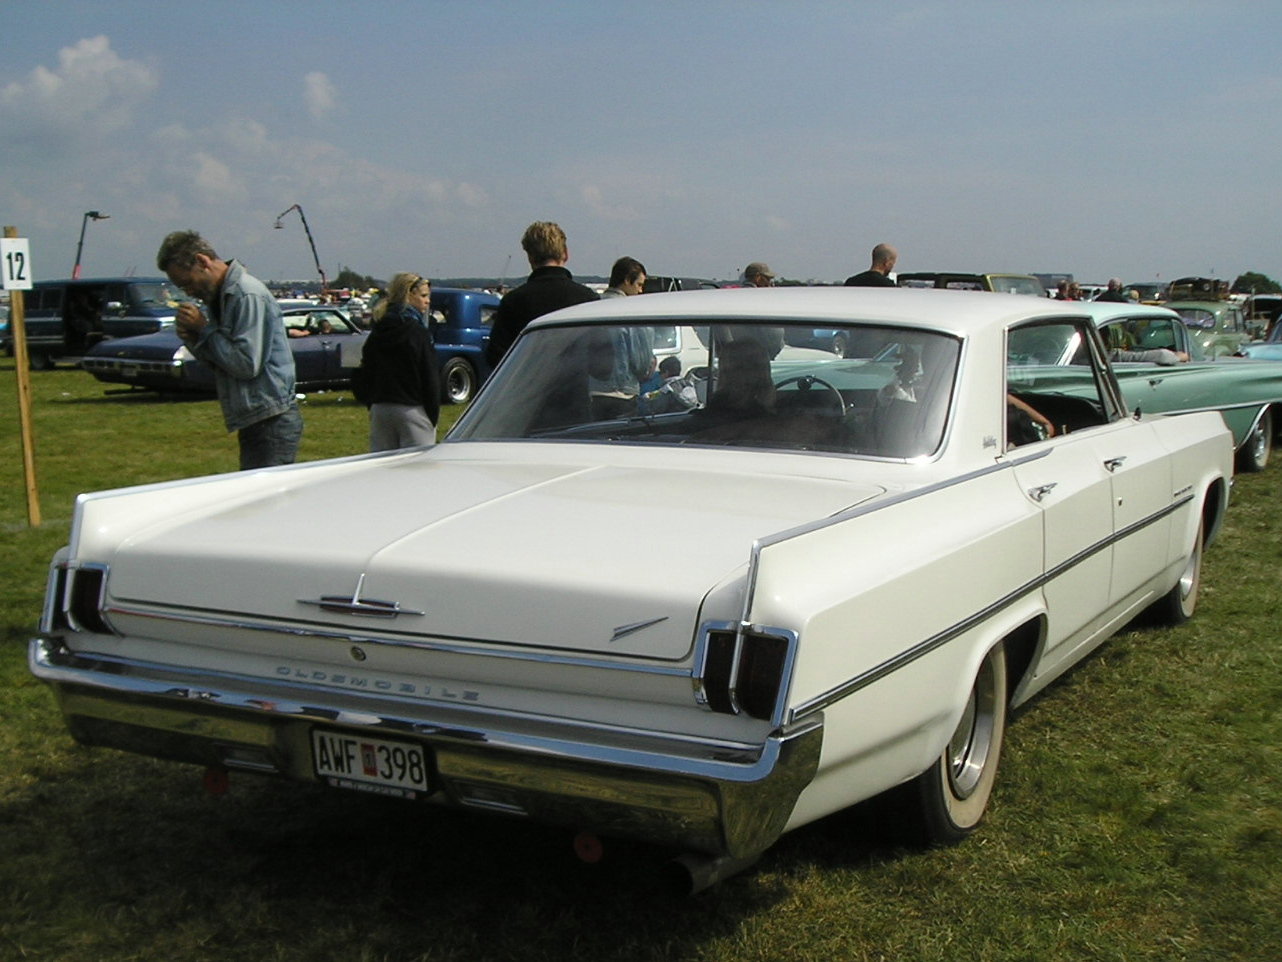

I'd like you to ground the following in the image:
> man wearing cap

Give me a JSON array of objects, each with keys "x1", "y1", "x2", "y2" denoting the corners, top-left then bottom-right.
[
  {"x1": 844, "y1": 244, "x2": 898, "y2": 287},
  {"x1": 742, "y1": 262, "x2": 776, "y2": 287},
  {"x1": 730, "y1": 262, "x2": 783, "y2": 357}
]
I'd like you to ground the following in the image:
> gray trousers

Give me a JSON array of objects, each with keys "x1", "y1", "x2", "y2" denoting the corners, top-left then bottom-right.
[{"x1": 369, "y1": 403, "x2": 436, "y2": 452}]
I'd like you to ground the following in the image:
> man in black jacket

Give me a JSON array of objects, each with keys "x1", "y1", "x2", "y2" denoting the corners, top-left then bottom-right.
[
  {"x1": 485, "y1": 222, "x2": 599, "y2": 366},
  {"x1": 844, "y1": 243, "x2": 898, "y2": 287}
]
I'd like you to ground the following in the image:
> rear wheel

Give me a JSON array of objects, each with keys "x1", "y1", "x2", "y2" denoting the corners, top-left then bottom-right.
[
  {"x1": 1146, "y1": 518, "x2": 1203, "y2": 626},
  {"x1": 442, "y1": 357, "x2": 477, "y2": 405},
  {"x1": 909, "y1": 642, "x2": 1008, "y2": 844},
  {"x1": 1235, "y1": 408, "x2": 1272, "y2": 473}
]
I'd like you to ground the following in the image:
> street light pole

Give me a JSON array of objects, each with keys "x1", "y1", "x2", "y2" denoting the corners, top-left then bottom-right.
[
  {"x1": 72, "y1": 210, "x2": 109, "y2": 279},
  {"x1": 273, "y1": 204, "x2": 328, "y2": 294}
]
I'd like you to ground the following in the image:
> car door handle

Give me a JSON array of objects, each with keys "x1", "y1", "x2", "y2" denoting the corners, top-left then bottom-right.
[
  {"x1": 1104, "y1": 456, "x2": 1127, "y2": 472},
  {"x1": 1028, "y1": 482, "x2": 1058, "y2": 502}
]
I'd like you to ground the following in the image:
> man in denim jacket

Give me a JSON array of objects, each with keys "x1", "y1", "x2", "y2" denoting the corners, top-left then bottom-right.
[{"x1": 157, "y1": 230, "x2": 302, "y2": 469}]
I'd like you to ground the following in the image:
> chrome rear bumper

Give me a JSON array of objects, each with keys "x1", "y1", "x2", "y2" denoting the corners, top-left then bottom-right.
[{"x1": 30, "y1": 636, "x2": 822, "y2": 857}]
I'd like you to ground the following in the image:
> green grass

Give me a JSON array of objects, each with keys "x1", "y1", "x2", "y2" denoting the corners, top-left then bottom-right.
[{"x1": 2, "y1": 360, "x2": 1280, "y2": 961}]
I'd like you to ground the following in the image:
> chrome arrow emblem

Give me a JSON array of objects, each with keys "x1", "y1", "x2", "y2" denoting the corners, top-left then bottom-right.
[{"x1": 610, "y1": 616, "x2": 669, "y2": 642}]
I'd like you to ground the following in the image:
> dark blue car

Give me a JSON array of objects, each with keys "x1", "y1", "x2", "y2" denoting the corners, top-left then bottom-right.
[{"x1": 82, "y1": 306, "x2": 365, "y2": 394}]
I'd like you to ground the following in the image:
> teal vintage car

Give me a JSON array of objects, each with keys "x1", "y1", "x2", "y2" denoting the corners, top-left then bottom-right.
[{"x1": 1013, "y1": 300, "x2": 1282, "y2": 472}]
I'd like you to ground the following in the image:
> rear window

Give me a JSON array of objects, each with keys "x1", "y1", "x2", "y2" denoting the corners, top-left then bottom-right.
[{"x1": 452, "y1": 321, "x2": 962, "y2": 459}]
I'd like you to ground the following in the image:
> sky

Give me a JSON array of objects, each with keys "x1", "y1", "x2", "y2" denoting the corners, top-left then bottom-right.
[{"x1": 2, "y1": 0, "x2": 1280, "y2": 288}]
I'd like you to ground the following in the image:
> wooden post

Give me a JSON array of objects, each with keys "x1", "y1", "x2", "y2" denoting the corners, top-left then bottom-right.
[{"x1": 5, "y1": 225, "x2": 41, "y2": 526}]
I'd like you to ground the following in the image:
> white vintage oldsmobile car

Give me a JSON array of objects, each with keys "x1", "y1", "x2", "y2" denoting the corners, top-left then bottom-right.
[{"x1": 32, "y1": 288, "x2": 1234, "y2": 890}]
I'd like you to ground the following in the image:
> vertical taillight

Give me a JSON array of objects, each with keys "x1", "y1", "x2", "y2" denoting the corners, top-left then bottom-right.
[
  {"x1": 694, "y1": 623, "x2": 796, "y2": 724},
  {"x1": 43, "y1": 562, "x2": 115, "y2": 635}
]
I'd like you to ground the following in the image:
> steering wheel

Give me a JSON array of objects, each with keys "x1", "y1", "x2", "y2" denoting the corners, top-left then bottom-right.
[{"x1": 773, "y1": 375, "x2": 847, "y2": 415}]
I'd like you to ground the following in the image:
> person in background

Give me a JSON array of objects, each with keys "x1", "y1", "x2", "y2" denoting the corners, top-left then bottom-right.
[
  {"x1": 156, "y1": 229, "x2": 302, "y2": 470},
  {"x1": 1095, "y1": 278, "x2": 1129, "y2": 302},
  {"x1": 742, "y1": 262, "x2": 776, "y2": 287},
  {"x1": 485, "y1": 221, "x2": 599, "y2": 365},
  {"x1": 602, "y1": 256, "x2": 647, "y2": 298},
  {"x1": 352, "y1": 272, "x2": 441, "y2": 452},
  {"x1": 588, "y1": 257, "x2": 654, "y2": 418},
  {"x1": 845, "y1": 244, "x2": 898, "y2": 287},
  {"x1": 728, "y1": 263, "x2": 785, "y2": 357}
]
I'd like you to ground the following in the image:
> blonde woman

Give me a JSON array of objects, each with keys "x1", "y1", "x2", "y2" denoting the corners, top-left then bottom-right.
[{"x1": 352, "y1": 272, "x2": 440, "y2": 451}]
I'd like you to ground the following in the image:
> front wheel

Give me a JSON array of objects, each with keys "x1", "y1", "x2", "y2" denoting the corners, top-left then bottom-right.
[
  {"x1": 1235, "y1": 408, "x2": 1272, "y2": 473},
  {"x1": 909, "y1": 642, "x2": 1007, "y2": 844}
]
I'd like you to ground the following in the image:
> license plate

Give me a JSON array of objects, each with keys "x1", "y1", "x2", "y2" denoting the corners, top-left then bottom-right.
[{"x1": 311, "y1": 729, "x2": 431, "y2": 799}]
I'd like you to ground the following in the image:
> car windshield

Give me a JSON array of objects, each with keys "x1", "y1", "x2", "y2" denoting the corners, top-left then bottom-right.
[
  {"x1": 1099, "y1": 316, "x2": 1206, "y2": 362},
  {"x1": 1175, "y1": 308, "x2": 1216, "y2": 329},
  {"x1": 451, "y1": 321, "x2": 962, "y2": 459},
  {"x1": 130, "y1": 282, "x2": 179, "y2": 309},
  {"x1": 989, "y1": 276, "x2": 1045, "y2": 296}
]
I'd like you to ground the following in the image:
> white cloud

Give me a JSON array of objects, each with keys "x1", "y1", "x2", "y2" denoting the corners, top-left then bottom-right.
[
  {"x1": 0, "y1": 35, "x2": 156, "y2": 138},
  {"x1": 191, "y1": 152, "x2": 246, "y2": 204},
  {"x1": 304, "y1": 71, "x2": 337, "y2": 120}
]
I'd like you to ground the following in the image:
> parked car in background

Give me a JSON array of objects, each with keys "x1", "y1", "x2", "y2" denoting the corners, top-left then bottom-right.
[
  {"x1": 1026, "y1": 300, "x2": 1282, "y2": 472},
  {"x1": 7, "y1": 276, "x2": 179, "y2": 368},
  {"x1": 897, "y1": 272, "x2": 1048, "y2": 296},
  {"x1": 81, "y1": 306, "x2": 365, "y2": 394},
  {"x1": 1243, "y1": 315, "x2": 1282, "y2": 362},
  {"x1": 1125, "y1": 281, "x2": 1167, "y2": 304},
  {"x1": 1243, "y1": 293, "x2": 1282, "y2": 339},
  {"x1": 427, "y1": 287, "x2": 500, "y2": 405},
  {"x1": 1166, "y1": 277, "x2": 1259, "y2": 357},
  {"x1": 32, "y1": 288, "x2": 1233, "y2": 891},
  {"x1": 642, "y1": 276, "x2": 721, "y2": 293}
]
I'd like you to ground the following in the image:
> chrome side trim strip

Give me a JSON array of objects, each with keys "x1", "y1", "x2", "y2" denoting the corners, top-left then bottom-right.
[
  {"x1": 1144, "y1": 399, "x2": 1276, "y2": 417},
  {"x1": 788, "y1": 492, "x2": 1195, "y2": 722}
]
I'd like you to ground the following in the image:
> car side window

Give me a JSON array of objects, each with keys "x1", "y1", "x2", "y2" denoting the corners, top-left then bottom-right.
[{"x1": 1006, "y1": 319, "x2": 1118, "y2": 448}]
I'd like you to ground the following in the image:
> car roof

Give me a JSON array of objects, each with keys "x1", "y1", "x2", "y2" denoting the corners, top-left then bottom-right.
[
  {"x1": 1066, "y1": 301, "x2": 1182, "y2": 322},
  {"x1": 526, "y1": 286, "x2": 1082, "y2": 338},
  {"x1": 32, "y1": 276, "x2": 170, "y2": 287}
]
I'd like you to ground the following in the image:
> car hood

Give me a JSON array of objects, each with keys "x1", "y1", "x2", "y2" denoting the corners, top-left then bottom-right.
[
  {"x1": 102, "y1": 449, "x2": 887, "y2": 660},
  {"x1": 85, "y1": 331, "x2": 184, "y2": 360}
]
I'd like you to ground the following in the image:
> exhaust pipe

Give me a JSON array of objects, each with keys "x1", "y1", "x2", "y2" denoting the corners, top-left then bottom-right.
[{"x1": 664, "y1": 851, "x2": 760, "y2": 896}]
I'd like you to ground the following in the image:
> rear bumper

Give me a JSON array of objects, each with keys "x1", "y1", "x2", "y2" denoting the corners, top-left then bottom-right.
[{"x1": 30, "y1": 635, "x2": 822, "y2": 857}]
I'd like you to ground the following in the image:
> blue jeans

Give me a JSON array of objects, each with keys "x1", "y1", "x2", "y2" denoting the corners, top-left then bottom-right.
[{"x1": 238, "y1": 404, "x2": 303, "y2": 470}]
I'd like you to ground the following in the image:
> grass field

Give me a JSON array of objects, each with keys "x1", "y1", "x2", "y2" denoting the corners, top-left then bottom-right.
[{"x1": 2, "y1": 360, "x2": 1280, "y2": 962}]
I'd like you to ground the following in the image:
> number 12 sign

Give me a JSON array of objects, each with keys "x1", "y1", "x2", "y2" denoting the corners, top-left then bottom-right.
[{"x1": 2, "y1": 237, "x2": 33, "y2": 290}]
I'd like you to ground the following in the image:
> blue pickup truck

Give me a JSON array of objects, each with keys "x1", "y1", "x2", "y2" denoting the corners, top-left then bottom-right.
[
  {"x1": 428, "y1": 286, "x2": 499, "y2": 404},
  {"x1": 5, "y1": 276, "x2": 179, "y2": 368}
]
